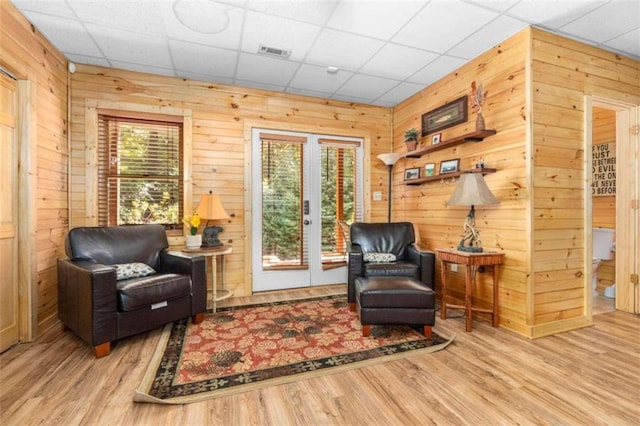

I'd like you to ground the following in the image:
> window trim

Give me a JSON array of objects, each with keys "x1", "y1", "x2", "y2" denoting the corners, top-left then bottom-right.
[{"x1": 84, "y1": 100, "x2": 192, "y2": 241}]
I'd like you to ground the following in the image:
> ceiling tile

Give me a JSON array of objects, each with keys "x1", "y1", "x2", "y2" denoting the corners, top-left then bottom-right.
[
  {"x1": 326, "y1": 1, "x2": 424, "y2": 39},
  {"x1": 505, "y1": 0, "x2": 608, "y2": 29},
  {"x1": 241, "y1": 11, "x2": 321, "y2": 61},
  {"x1": 289, "y1": 64, "x2": 353, "y2": 93},
  {"x1": 558, "y1": 0, "x2": 640, "y2": 44},
  {"x1": 360, "y1": 44, "x2": 439, "y2": 80},
  {"x1": 68, "y1": 0, "x2": 166, "y2": 37},
  {"x1": 235, "y1": 52, "x2": 300, "y2": 86},
  {"x1": 21, "y1": 13, "x2": 104, "y2": 57},
  {"x1": 161, "y1": 2, "x2": 245, "y2": 50},
  {"x1": 337, "y1": 74, "x2": 400, "y2": 99},
  {"x1": 11, "y1": 0, "x2": 76, "y2": 19},
  {"x1": 392, "y1": 0, "x2": 499, "y2": 53},
  {"x1": 246, "y1": 0, "x2": 339, "y2": 25},
  {"x1": 603, "y1": 28, "x2": 640, "y2": 58},
  {"x1": 169, "y1": 40, "x2": 238, "y2": 78},
  {"x1": 376, "y1": 81, "x2": 426, "y2": 104},
  {"x1": 305, "y1": 29, "x2": 385, "y2": 71},
  {"x1": 407, "y1": 55, "x2": 468, "y2": 86},
  {"x1": 462, "y1": 0, "x2": 520, "y2": 13},
  {"x1": 87, "y1": 24, "x2": 174, "y2": 68},
  {"x1": 447, "y1": 15, "x2": 527, "y2": 59},
  {"x1": 109, "y1": 59, "x2": 176, "y2": 78}
]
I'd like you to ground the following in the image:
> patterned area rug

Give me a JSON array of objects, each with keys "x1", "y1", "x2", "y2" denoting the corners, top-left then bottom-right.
[{"x1": 134, "y1": 295, "x2": 453, "y2": 404}]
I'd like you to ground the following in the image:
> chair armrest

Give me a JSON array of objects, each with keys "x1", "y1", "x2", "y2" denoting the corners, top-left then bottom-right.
[
  {"x1": 347, "y1": 244, "x2": 364, "y2": 303},
  {"x1": 160, "y1": 251, "x2": 207, "y2": 314},
  {"x1": 407, "y1": 245, "x2": 436, "y2": 290},
  {"x1": 57, "y1": 259, "x2": 118, "y2": 346}
]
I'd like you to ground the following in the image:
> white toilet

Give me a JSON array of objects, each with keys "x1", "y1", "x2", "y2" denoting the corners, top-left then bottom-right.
[{"x1": 592, "y1": 228, "x2": 615, "y2": 296}]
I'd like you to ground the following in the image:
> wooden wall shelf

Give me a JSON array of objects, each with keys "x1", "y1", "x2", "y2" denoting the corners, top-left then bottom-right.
[
  {"x1": 405, "y1": 129, "x2": 497, "y2": 158},
  {"x1": 405, "y1": 167, "x2": 497, "y2": 185}
]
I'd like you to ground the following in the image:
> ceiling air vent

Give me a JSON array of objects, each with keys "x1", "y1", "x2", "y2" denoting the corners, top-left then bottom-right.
[{"x1": 258, "y1": 45, "x2": 291, "y2": 58}]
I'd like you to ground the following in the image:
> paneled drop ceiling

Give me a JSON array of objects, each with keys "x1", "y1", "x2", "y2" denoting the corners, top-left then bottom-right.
[{"x1": 11, "y1": 0, "x2": 640, "y2": 106}]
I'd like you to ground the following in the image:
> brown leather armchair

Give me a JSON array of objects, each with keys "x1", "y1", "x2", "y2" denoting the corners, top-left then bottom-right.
[{"x1": 57, "y1": 224, "x2": 206, "y2": 357}]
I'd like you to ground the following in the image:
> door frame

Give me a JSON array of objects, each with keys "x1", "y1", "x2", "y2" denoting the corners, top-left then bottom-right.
[
  {"x1": 1, "y1": 65, "x2": 38, "y2": 346},
  {"x1": 242, "y1": 120, "x2": 372, "y2": 297},
  {"x1": 585, "y1": 93, "x2": 639, "y2": 316},
  {"x1": 250, "y1": 128, "x2": 364, "y2": 292}
]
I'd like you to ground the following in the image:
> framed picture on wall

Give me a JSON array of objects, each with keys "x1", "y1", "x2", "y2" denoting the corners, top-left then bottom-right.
[
  {"x1": 431, "y1": 133, "x2": 441, "y2": 145},
  {"x1": 404, "y1": 167, "x2": 420, "y2": 180},
  {"x1": 421, "y1": 96, "x2": 468, "y2": 136},
  {"x1": 439, "y1": 158, "x2": 460, "y2": 174},
  {"x1": 424, "y1": 163, "x2": 436, "y2": 176}
]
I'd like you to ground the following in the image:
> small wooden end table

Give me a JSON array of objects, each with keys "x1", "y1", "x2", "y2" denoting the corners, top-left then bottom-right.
[
  {"x1": 181, "y1": 245, "x2": 233, "y2": 312},
  {"x1": 436, "y1": 248, "x2": 504, "y2": 332}
]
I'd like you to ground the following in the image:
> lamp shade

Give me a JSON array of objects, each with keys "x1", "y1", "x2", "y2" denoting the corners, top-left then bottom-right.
[
  {"x1": 377, "y1": 152, "x2": 403, "y2": 166},
  {"x1": 446, "y1": 173, "x2": 499, "y2": 207},
  {"x1": 196, "y1": 193, "x2": 230, "y2": 220}
]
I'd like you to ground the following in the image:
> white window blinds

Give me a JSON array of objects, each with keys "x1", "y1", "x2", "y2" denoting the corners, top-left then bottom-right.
[{"x1": 97, "y1": 114, "x2": 183, "y2": 229}]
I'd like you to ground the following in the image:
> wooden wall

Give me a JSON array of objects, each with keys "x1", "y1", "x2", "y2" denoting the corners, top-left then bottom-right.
[
  {"x1": 0, "y1": 0, "x2": 69, "y2": 335},
  {"x1": 394, "y1": 27, "x2": 639, "y2": 338},
  {"x1": 529, "y1": 28, "x2": 638, "y2": 336},
  {"x1": 69, "y1": 66, "x2": 392, "y2": 297},
  {"x1": 393, "y1": 30, "x2": 529, "y2": 335}
]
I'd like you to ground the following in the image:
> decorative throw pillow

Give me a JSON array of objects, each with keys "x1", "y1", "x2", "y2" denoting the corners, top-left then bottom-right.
[
  {"x1": 363, "y1": 252, "x2": 396, "y2": 263},
  {"x1": 114, "y1": 262, "x2": 156, "y2": 280}
]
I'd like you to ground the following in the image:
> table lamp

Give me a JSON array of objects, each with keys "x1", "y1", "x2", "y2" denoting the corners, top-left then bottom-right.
[
  {"x1": 196, "y1": 191, "x2": 230, "y2": 247},
  {"x1": 446, "y1": 172, "x2": 499, "y2": 252},
  {"x1": 377, "y1": 153, "x2": 403, "y2": 222}
]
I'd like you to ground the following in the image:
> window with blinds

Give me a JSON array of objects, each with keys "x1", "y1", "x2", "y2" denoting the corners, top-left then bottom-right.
[
  {"x1": 260, "y1": 134, "x2": 307, "y2": 270},
  {"x1": 97, "y1": 114, "x2": 183, "y2": 230}
]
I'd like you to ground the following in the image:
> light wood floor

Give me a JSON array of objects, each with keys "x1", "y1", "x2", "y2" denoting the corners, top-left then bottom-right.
[{"x1": 1, "y1": 285, "x2": 638, "y2": 425}]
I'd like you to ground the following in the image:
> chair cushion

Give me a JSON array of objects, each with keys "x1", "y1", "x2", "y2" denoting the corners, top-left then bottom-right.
[
  {"x1": 364, "y1": 261, "x2": 419, "y2": 279},
  {"x1": 117, "y1": 273, "x2": 191, "y2": 312},
  {"x1": 114, "y1": 262, "x2": 156, "y2": 281}
]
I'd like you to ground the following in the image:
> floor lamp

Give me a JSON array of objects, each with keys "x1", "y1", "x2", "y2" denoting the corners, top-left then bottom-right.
[{"x1": 377, "y1": 153, "x2": 403, "y2": 222}]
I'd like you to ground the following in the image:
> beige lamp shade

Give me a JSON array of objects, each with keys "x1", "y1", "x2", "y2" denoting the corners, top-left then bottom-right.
[
  {"x1": 196, "y1": 193, "x2": 230, "y2": 220},
  {"x1": 446, "y1": 173, "x2": 499, "y2": 207},
  {"x1": 377, "y1": 152, "x2": 403, "y2": 166}
]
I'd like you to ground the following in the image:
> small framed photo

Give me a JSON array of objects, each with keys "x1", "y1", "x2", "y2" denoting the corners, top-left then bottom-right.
[
  {"x1": 424, "y1": 163, "x2": 436, "y2": 177},
  {"x1": 404, "y1": 167, "x2": 420, "y2": 180},
  {"x1": 439, "y1": 158, "x2": 460, "y2": 174},
  {"x1": 431, "y1": 133, "x2": 441, "y2": 145}
]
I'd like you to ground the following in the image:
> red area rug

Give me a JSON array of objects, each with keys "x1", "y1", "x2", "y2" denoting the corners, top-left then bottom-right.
[{"x1": 135, "y1": 295, "x2": 453, "y2": 404}]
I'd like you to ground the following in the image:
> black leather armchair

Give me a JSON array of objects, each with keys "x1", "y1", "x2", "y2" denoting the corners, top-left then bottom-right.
[
  {"x1": 347, "y1": 222, "x2": 436, "y2": 307},
  {"x1": 57, "y1": 224, "x2": 206, "y2": 357}
]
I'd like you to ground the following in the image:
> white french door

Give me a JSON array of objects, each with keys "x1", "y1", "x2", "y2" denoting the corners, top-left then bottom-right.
[{"x1": 251, "y1": 129, "x2": 363, "y2": 292}]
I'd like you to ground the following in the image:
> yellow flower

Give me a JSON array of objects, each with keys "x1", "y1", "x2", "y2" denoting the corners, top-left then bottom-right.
[{"x1": 183, "y1": 213, "x2": 201, "y2": 235}]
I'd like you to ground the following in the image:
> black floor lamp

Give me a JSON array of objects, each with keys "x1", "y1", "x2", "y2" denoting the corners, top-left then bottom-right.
[{"x1": 377, "y1": 153, "x2": 402, "y2": 222}]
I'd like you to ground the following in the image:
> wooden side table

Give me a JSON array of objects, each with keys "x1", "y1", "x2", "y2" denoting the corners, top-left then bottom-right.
[
  {"x1": 436, "y1": 248, "x2": 504, "y2": 332},
  {"x1": 181, "y1": 245, "x2": 233, "y2": 312}
]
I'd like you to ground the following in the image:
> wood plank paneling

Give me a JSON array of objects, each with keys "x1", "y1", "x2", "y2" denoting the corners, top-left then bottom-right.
[
  {"x1": 70, "y1": 65, "x2": 392, "y2": 297},
  {"x1": 1, "y1": 1, "x2": 68, "y2": 337},
  {"x1": 530, "y1": 27, "x2": 639, "y2": 335}
]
